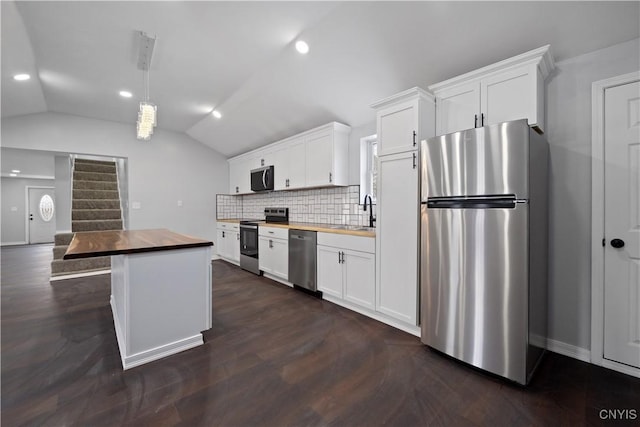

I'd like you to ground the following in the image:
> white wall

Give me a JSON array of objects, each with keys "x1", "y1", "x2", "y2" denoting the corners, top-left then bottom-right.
[
  {"x1": 1, "y1": 177, "x2": 54, "y2": 244},
  {"x1": 1, "y1": 112, "x2": 229, "y2": 242},
  {"x1": 1, "y1": 147, "x2": 55, "y2": 177},
  {"x1": 545, "y1": 37, "x2": 640, "y2": 351}
]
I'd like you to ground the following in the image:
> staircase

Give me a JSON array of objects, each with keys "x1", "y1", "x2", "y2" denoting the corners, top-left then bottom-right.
[{"x1": 51, "y1": 159, "x2": 124, "y2": 279}]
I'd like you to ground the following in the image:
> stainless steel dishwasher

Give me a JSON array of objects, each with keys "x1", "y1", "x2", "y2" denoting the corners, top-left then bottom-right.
[{"x1": 288, "y1": 229, "x2": 317, "y2": 291}]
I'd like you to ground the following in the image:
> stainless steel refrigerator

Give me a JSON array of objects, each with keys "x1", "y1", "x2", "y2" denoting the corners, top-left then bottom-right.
[{"x1": 420, "y1": 119, "x2": 548, "y2": 385}]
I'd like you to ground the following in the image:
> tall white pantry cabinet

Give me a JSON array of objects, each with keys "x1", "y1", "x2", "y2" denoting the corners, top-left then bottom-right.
[{"x1": 371, "y1": 87, "x2": 435, "y2": 333}]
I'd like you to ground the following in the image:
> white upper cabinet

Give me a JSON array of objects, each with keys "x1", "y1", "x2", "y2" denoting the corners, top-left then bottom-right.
[
  {"x1": 227, "y1": 122, "x2": 350, "y2": 194},
  {"x1": 228, "y1": 156, "x2": 250, "y2": 195},
  {"x1": 371, "y1": 87, "x2": 435, "y2": 156},
  {"x1": 434, "y1": 82, "x2": 481, "y2": 135},
  {"x1": 286, "y1": 137, "x2": 307, "y2": 189},
  {"x1": 429, "y1": 45, "x2": 555, "y2": 136},
  {"x1": 305, "y1": 124, "x2": 350, "y2": 187}
]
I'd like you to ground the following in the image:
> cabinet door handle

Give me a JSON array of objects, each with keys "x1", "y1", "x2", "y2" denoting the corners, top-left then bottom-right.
[
  {"x1": 261, "y1": 158, "x2": 265, "y2": 167},
  {"x1": 474, "y1": 114, "x2": 478, "y2": 128},
  {"x1": 329, "y1": 172, "x2": 332, "y2": 183},
  {"x1": 237, "y1": 233, "x2": 240, "y2": 240},
  {"x1": 286, "y1": 178, "x2": 289, "y2": 187},
  {"x1": 222, "y1": 231, "x2": 225, "y2": 238},
  {"x1": 235, "y1": 186, "x2": 239, "y2": 194},
  {"x1": 413, "y1": 130, "x2": 417, "y2": 146},
  {"x1": 341, "y1": 251, "x2": 345, "y2": 264},
  {"x1": 269, "y1": 239, "x2": 273, "y2": 249},
  {"x1": 412, "y1": 153, "x2": 417, "y2": 169},
  {"x1": 337, "y1": 251, "x2": 341, "y2": 264},
  {"x1": 481, "y1": 113, "x2": 485, "y2": 127}
]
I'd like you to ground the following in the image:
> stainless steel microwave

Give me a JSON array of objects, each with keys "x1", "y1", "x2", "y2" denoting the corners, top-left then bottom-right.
[{"x1": 250, "y1": 166, "x2": 274, "y2": 192}]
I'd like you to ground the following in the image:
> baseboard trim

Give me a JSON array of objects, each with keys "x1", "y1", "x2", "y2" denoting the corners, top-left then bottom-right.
[
  {"x1": 322, "y1": 294, "x2": 421, "y2": 337},
  {"x1": 50, "y1": 269, "x2": 111, "y2": 282},
  {"x1": 110, "y1": 296, "x2": 204, "y2": 370},
  {"x1": 211, "y1": 254, "x2": 221, "y2": 261},
  {"x1": 1, "y1": 241, "x2": 28, "y2": 246},
  {"x1": 599, "y1": 359, "x2": 640, "y2": 378},
  {"x1": 546, "y1": 338, "x2": 591, "y2": 363},
  {"x1": 122, "y1": 335, "x2": 204, "y2": 370},
  {"x1": 262, "y1": 273, "x2": 293, "y2": 287}
]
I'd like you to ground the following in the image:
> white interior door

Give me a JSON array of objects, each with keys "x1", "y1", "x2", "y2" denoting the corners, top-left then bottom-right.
[
  {"x1": 603, "y1": 80, "x2": 640, "y2": 369},
  {"x1": 28, "y1": 187, "x2": 56, "y2": 244}
]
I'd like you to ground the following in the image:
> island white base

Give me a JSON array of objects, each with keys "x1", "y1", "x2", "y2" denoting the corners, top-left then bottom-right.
[{"x1": 110, "y1": 247, "x2": 212, "y2": 370}]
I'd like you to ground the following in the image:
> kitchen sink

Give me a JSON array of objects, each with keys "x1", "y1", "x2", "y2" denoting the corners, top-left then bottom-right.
[{"x1": 326, "y1": 225, "x2": 373, "y2": 232}]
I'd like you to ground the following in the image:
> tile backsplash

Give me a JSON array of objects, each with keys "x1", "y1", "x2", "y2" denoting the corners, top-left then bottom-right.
[{"x1": 217, "y1": 185, "x2": 375, "y2": 227}]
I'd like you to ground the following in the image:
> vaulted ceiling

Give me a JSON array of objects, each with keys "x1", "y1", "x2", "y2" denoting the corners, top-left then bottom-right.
[{"x1": 2, "y1": 1, "x2": 638, "y2": 157}]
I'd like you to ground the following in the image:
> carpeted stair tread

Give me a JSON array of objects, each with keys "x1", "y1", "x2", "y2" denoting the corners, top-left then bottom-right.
[
  {"x1": 74, "y1": 159, "x2": 116, "y2": 166},
  {"x1": 72, "y1": 189, "x2": 120, "y2": 200},
  {"x1": 72, "y1": 219, "x2": 123, "y2": 232},
  {"x1": 54, "y1": 233, "x2": 75, "y2": 246},
  {"x1": 73, "y1": 180, "x2": 118, "y2": 191},
  {"x1": 73, "y1": 199, "x2": 121, "y2": 210},
  {"x1": 72, "y1": 209, "x2": 122, "y2": 221},
  {"x1": 74, "y1": 162, "x2": 116, "y2": 174},
  {"x1": 73, "y1": 171, "x2": 117, "y2": 182},
  {"x1": 51, "y1": 257, "x2": 110, "y2": 275}
]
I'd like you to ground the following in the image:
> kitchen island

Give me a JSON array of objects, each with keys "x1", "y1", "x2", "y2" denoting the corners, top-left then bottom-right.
[{"x1": 64, "y1": 229, "x2": 213, "y2": 369}]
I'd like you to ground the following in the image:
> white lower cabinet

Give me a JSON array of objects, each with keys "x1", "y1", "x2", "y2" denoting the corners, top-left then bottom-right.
[
  {"x1": 317, "y1": 245, "x2": 344, "y2": 298},
  {"x1": 258, "y1": 226, "x2": 288, "y2": 281},
  {"x1": 317, "y1": 233, "x2": 375, "y2": 311},
  {"x1": 376, "y1": 151, "x2": 419, "y2": 326},
  {"x1": 343, "y1": 250, "x2": 375, "y2": 310},
  {"x1": 216, "y1": 223, "x2": 240, "y2": 264}
]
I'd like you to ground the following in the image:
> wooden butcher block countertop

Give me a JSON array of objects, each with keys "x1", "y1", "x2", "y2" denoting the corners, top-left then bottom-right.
[
  {"x1": 217, "y1": 219, "x2": 375, "y2": 238},
  {"x1": 64, "y1": 229, "x2": 213, "y2": 259}
]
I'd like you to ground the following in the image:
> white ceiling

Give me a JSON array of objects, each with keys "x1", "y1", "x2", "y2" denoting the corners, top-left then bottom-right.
[{"x1": 2, "y1": 1, "x2": 638, "y2": 157}]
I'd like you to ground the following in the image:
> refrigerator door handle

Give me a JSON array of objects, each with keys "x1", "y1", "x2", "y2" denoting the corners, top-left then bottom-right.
[{"x1": 427, "y1": 195, "x2": 518, "y2": 209}]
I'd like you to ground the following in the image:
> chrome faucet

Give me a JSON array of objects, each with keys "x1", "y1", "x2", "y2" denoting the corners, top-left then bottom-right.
[{"x1": 363, "y1": 194, "x2": 376, "y2": 228}]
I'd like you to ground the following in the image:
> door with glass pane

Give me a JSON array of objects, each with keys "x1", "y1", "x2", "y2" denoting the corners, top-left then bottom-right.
[{"x1": 28, "y1": 187, "x2": 56, "y2": 244}]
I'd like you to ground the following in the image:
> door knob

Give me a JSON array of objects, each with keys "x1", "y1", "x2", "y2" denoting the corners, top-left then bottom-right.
[{"x1": 611, "y1": 238, "x2": 625, "y2": 249}]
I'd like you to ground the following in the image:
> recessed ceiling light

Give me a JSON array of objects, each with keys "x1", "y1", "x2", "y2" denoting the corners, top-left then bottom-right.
[
  {"x1": 295, "y1": 40, "x2": 309, "y2": 54},
  {"x1": 212, "y1": 110, "x2": 222, "y2": 119},
  {"x1": 11, "y1": 170, "x2": 20, "y2": 173},
  {"x1": 119, "y1": 90, "x2": 133, "y2": 98},
  {"x1": 9, "y1": 173, "x2": 17, "y2": 177},
  {"x1": 13, "y1": 74, "x2": 30, "y2": 81}
]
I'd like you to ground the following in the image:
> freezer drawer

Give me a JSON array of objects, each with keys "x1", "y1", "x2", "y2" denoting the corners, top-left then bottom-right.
[
  {"x1": 421, "y1": 119, "x2": 530, "y2": 200},
  {"x1": 420, "y1": 202, "x2": 529, "y2": 384}
]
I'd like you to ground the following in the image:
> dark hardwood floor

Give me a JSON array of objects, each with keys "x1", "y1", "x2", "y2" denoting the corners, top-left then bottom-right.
[{"x1": 2, "y1": 244, "x2": 639, "y2": 426}]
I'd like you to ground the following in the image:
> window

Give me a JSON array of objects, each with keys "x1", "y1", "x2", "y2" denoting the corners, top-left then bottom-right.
[
  {"x1": 39, "y1": 194, "x2": 55, "y2": 222},
  {"x1": 359, "y1": 134, "x2": 378, "y2": 204}
]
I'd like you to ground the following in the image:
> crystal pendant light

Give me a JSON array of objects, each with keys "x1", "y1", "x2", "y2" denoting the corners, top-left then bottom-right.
[{"x1": 136, "y1": 32, "x2": 157, "y2": 140}]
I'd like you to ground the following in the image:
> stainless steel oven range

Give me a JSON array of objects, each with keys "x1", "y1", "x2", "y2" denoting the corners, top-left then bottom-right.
[{"x1": 239, "y1": 221, "x2": 260, "y2": 275}]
